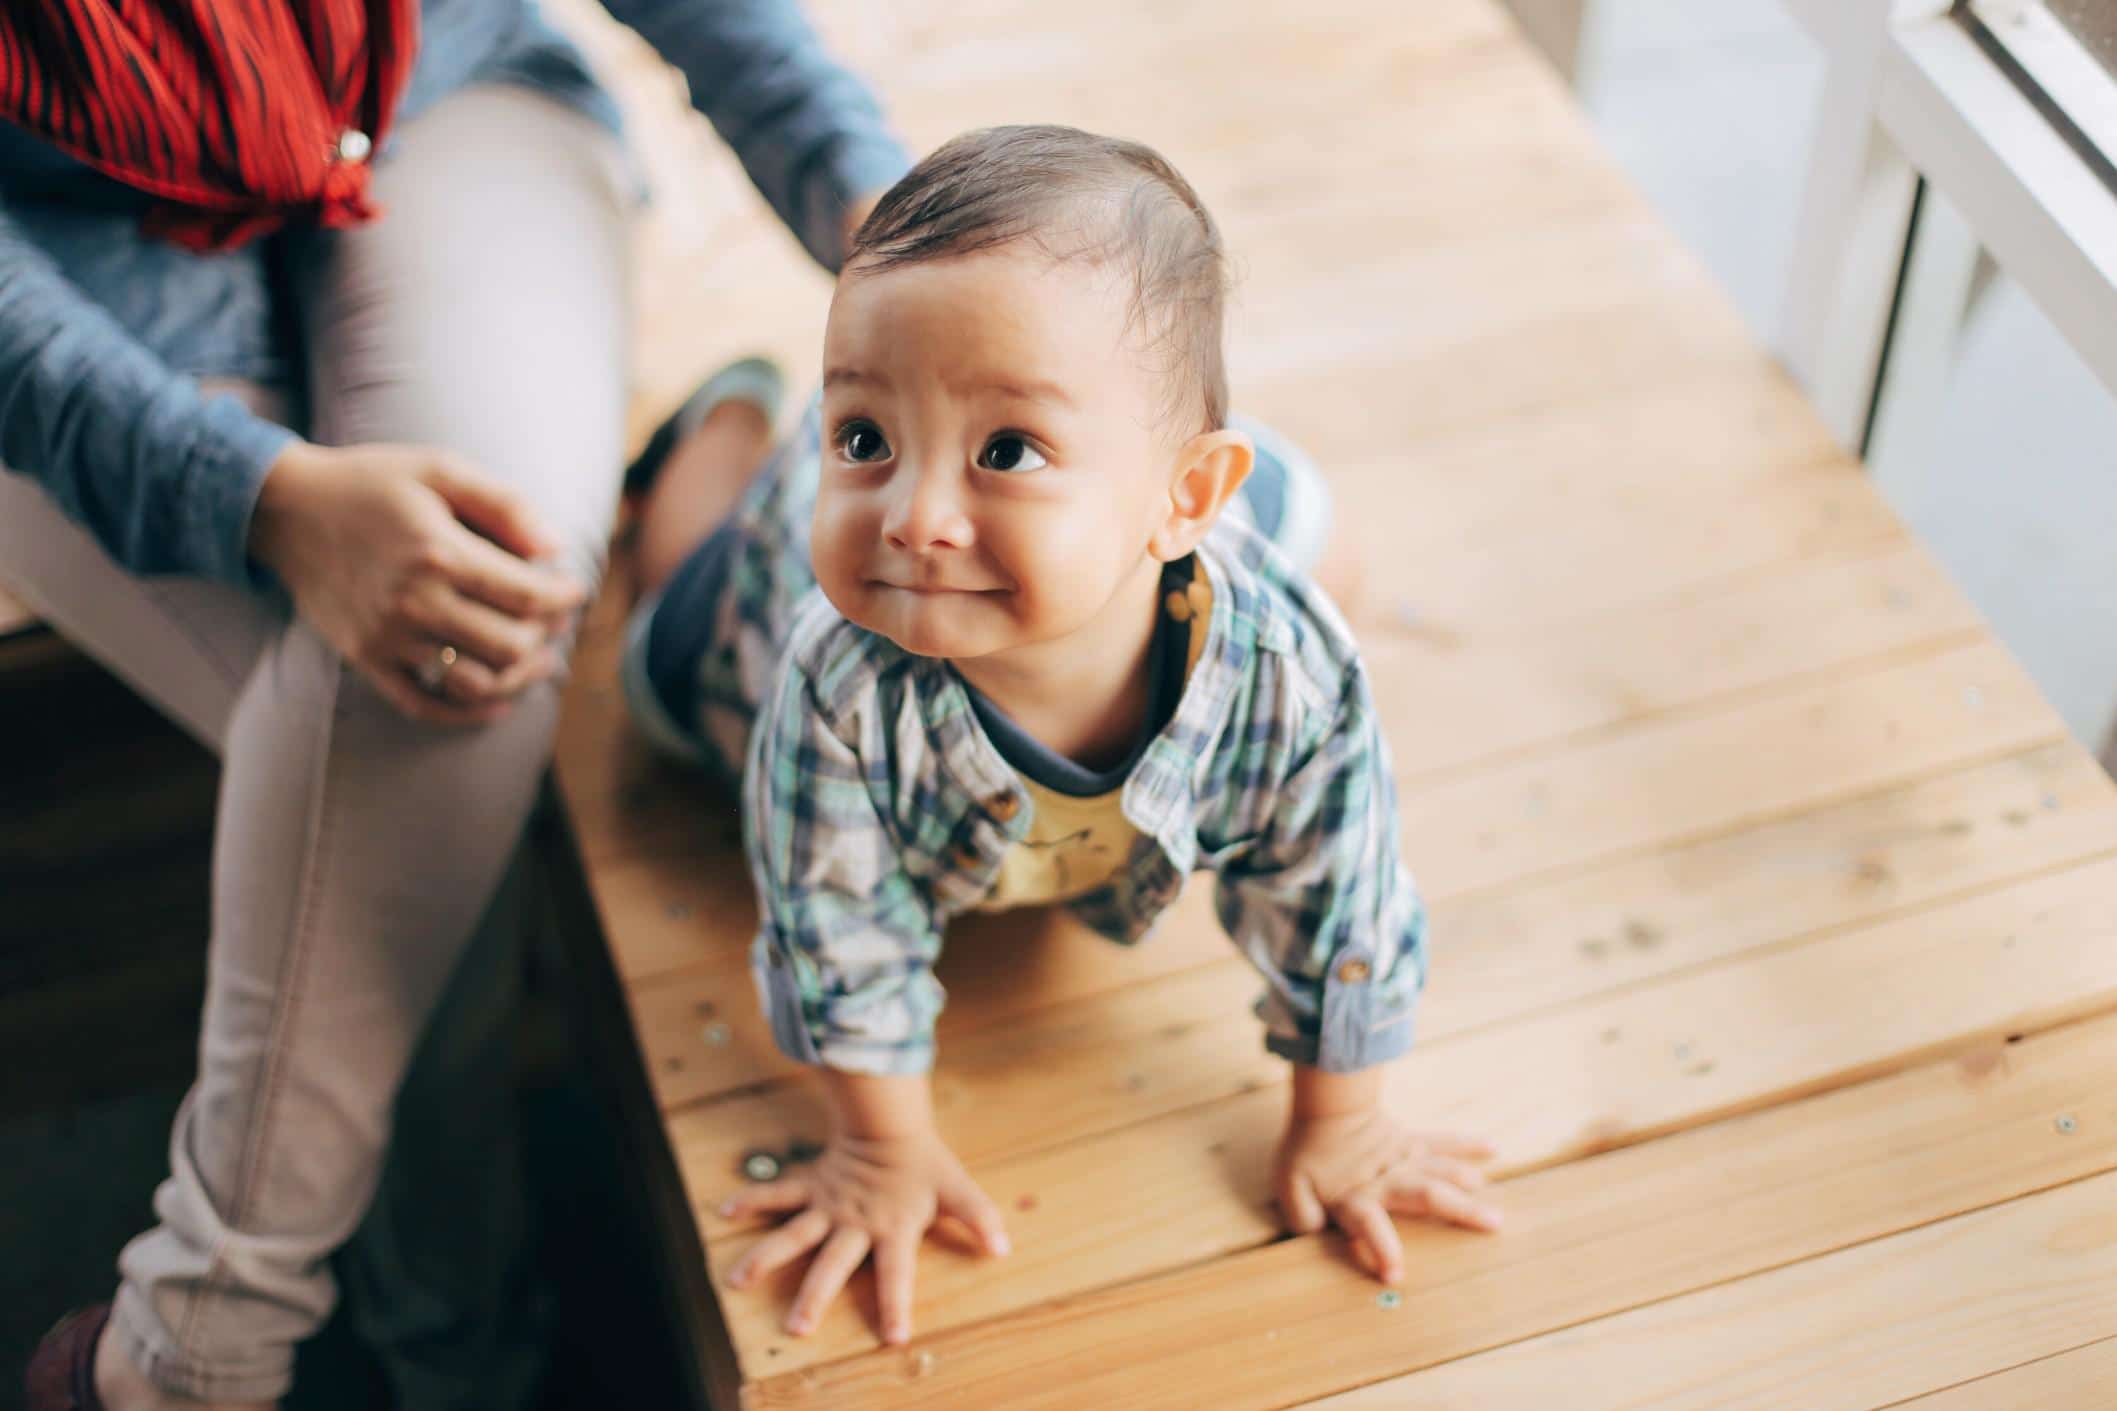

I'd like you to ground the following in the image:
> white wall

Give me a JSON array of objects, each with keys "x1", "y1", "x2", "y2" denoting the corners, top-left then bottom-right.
[{"x1": 1570, "y1": 0, "x2": 2117, "y2": 751}]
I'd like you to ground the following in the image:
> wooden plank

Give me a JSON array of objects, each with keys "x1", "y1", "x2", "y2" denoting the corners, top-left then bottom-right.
[
  {"x1": 1296, "y1": 1166, "x2": 2117, "y2": 1410},
  {"x1": 565, "y1": 548, "x2": 2036, "y2": 887},
  {"x1": 628, "y1": 718, "x2": 2109, "y2": 1119},
  {"x1": 586, "y1": 847, "x2": 753, "y2": 985},
  {"x1": 563, "y1": 526, "x2": 1984, "y2": 998},
  {"x1": 1422, "y1": 742, "x2": 2117, "y2": 1038},
  {"x1": 863, "y1": 0, "x2": 1513, "y2": 79},
  {"x1": 862, "y1": 0, "x2": 1514, "y2": 136},
  {"x1": 1199, "y1": 82, "x2": 1630, "y2": 263},
  {"x1": 635, "y1": 741, "x2": 2117, "y2": 1121},
  {"x1": 702, "y1": 850, "x2": 2117, "y2": 1376},
  {"x1": 557, "y1": 1, "x2": 1558, "y2": 425},
  {"x1": 633, "y1": 892, "x2": 1228, "y2": 1112},
  {"x1": 1335, "y1": 454, "x2": 1899, "y2": 636},
  {"x1": 1236, "y1": 292, "x2": 1763, "y2": 467},
  {"x1": 862, "y1": 17, "x2": 1641, "y2": 302},
  {"x1": 1328, "y1": 403, "x2": 1844, "y2": 558},
  {"x1": 744, "y1": 1010, "x2": 2117, "y2": 1408},
  {"x1": 1399, "y1": 641, "x2": 2061, "y2": 896},
  {"x1": 1284, "y1": 369, "x2": 1842, "y2": 541},
  {"x1": 618, "y1": 600, "x2": 2074, "y2": 1116},
  {"x1": 560, "y1": 448, "x2": 1998, "y2": 982},
  {"x1": 1889, "y1": 1339, "x2": 2117, "y2": 1411},
  {"x1": 1234, "y1": 216, "x2": 1741, "y2": 390},
  {"x1": 1371, "y1": 542, "x2": 1980, "y2": 779},
  {"x1": 538, "y1": 4, "x2": 2117, "y2": 1407},
  {"x1": 1304, "y1": 847, "x2": 2117, "y2": 1170}
]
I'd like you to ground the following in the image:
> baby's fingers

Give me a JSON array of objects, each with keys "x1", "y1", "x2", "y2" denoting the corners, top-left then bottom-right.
[
  {"x1": 1426, "y1": 1131, "x2": 1499, "y2": 1162},
  {"x1": 1277, "y1": 1169, "x2": 1328, "y2": 1236},
  {"x1": 874, "y1": 1235, "x2": 918, "y2": 1345},
  {"x1": 940, "y1": 1177, "x2": 1012, "y2": 1256},
  {"x1": 727, "y1": 1207, "x2": 830, "y2": 1290},
  {"x1": 1424, "y1": 1156, "x2": 1491, "y2": 1191},
  {"x1": 1389, "y1": 1176, "x2": 1505, "y2": 1233},
  {"x1": 1336, "y1": 1198, "x2": 1405, "y2": 1285},
  {"x1": 719, "y1": 1176, "x2": 810, "y2": 1224},
  {"x1": 787, "y1": 1228, "x2": 871, "y2": 1337}
]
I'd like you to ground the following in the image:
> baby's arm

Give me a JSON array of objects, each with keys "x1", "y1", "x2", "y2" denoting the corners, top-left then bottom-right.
[
  {"x1": 1214, "y1": 664, "x2": 1502, "y2": 1279},
  {"x1": 720, "y1": 647, "x2": 1007, "y2": 1343}
]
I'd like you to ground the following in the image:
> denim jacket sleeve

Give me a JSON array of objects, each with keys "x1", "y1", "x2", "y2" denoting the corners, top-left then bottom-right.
[
  {"x1": 0, "y1": 199, "x2": 294, "y2": 587},
  {"x1": 743, "y1": 645, "x2": 946, "y2": 1074},
  {"x1": 1212, "y1": 662, "x2": 1426, "y2": 1073},
  {"x1": 601, "y1": 0, "x2": 910, "y2": 269}
]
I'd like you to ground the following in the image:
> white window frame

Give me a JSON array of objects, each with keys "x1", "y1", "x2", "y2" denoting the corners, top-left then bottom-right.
[
  {"x1": 1966, "y1": 0, "x2": 2117, "y2": 173},
  {"x1": 1779, "y1": 0, "x2": 2117, "y2": 454}
]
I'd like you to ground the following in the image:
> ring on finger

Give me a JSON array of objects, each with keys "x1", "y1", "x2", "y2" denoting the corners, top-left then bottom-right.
[{"x1": 415, "y1": 643, "x2": 459, "y2": 696}]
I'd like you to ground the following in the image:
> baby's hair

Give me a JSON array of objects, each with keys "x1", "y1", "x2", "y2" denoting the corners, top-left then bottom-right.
[{"x1": 848, "y1": 124, "x2": 1230, "y2": 434}]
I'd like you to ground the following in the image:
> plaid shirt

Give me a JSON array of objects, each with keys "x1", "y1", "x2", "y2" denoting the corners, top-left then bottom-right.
[{"x1": 729, "y1": 426, "x2": 1426, "y2": 1074}]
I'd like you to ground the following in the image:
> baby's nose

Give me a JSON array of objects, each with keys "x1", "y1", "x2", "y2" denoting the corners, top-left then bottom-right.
[{"x1": 883, "y1": 468, "x2": 975, "y2": 551}]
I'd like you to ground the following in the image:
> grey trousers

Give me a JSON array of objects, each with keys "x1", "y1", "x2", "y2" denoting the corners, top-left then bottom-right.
[{"x1": 0, "y1": 85, "x2": 631, "y2": 1403}]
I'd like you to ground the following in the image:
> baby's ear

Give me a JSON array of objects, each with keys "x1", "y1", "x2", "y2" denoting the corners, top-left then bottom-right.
[{"x1": 1150, "y1": 427, "x2": 1253, "y2": 562}]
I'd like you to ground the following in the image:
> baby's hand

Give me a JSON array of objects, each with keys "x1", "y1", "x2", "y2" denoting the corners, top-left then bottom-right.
[
  {"x1": 1274, "y1": 1110, "x2": 1503, "y2": 1284},
  {"x1": 718, "y1": 1127, "x2": 1010, "y2": 1345}
]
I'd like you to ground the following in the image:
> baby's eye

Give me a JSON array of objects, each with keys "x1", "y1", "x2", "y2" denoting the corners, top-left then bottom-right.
[
  {"x1": 835, "y1": 421, "x2": 891, "y2": 464},
  {"x1": 978, "y1": 434, "x2": 1048, "y2": 473}
]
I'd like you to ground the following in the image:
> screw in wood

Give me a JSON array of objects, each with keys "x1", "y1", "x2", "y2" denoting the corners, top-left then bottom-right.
[
  {"x1": 1377, "y1": 1290, "x2": 1402, "y2": 1310},
  {"x1": 2056, "y1": 1114, "x2": 2078, "y2": 1134},
  {"x1": 741, "y1": 1150, "x2": 783, "y2": 1182},
  {"x1": 702, "y1": 1022, "x2": 731, "y2": 1047}
]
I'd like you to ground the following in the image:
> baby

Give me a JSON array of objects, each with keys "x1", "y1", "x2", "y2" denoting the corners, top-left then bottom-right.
[{"x1": 620, "y1": 124, "x2": 1502, "y2": 1348}]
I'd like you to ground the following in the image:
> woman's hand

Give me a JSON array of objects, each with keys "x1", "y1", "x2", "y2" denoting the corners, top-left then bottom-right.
[
  {"x1": 1275, "y1": 1107, "x2": 1503, "y2": 1285},
  {"x1": 718, "y1": 1125, "x2": 1011, "y2": 1345},
  {"x1": 248, "y1": 441, "x2": 586, "y2": 724}
]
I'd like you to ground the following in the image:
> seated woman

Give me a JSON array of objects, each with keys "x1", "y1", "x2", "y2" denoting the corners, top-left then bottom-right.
[{"x1": 5, "y1": 3, "x2": 905, "y2": 1408}]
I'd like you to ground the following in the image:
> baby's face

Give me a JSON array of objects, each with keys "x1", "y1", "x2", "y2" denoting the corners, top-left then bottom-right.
[{"x1": 812, "y1": 245, "x2": 1180, "y2": 661}]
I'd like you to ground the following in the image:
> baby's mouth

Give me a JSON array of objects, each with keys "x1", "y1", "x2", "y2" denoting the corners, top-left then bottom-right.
[
  {"x1": 877, "y1": 580, "x2": 994, "y2": 595},
  {"x1": 870, "y1": 563, "x2": 1003, "y2": 595}
]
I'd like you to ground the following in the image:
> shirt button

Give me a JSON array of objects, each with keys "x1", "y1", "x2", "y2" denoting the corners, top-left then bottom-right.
[
  {"x1": 334, "y1": 128, "x2": 372, "y2": 163},
  {"x1": 1336, "y1": 957, "x2": 1373, "y2": 984},
  {"x1": 989, "y1": 793, "x2": 1021, "y2": 823}
]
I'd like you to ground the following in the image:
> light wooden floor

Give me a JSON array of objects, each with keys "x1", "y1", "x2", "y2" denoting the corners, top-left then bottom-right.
[{"x1": 549, "y1": 1, "x2": 2117, "y2": 1406}]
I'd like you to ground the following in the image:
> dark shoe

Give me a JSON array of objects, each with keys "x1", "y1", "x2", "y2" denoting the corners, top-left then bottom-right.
[{"x1": 24, "y1": 1303, "x2": 110, "y2": 1411}]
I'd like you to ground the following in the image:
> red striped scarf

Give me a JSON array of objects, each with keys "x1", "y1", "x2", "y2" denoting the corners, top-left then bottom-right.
[{"x1": 0, "y1": 1, "x2": 419, "y2": 251}]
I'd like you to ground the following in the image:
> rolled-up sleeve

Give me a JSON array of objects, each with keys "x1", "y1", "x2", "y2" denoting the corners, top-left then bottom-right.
[
  {"x1": 604, "y1": 0, "x2": 910, "y2": 269},
  {"x1": 1213, "y1": 665, "x2": 1425, "y2": 1073},
  {"x1": 742, "y1": 654, "x2": 945, "y2": 1074},
  {"x1": 0, "y1": 202, "x2": 294, "y2": 587}
]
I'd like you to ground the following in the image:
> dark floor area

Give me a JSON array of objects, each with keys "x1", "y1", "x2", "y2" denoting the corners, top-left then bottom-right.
[{"x1": 1, "y1": 632, "x2": 695, "y2": 1409}]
